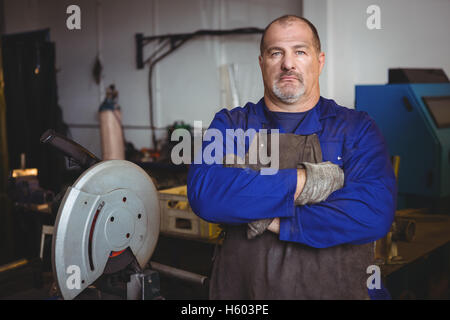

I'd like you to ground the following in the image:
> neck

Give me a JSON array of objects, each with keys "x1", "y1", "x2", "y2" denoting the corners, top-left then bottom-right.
[{"x1": 264, "y1": 87, "x2": 320, "y2": 113}]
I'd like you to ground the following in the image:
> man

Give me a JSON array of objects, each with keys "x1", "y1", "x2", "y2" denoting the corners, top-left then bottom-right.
[{"x1": 187, "y1": 15, "x2": 396, "y2": 299}]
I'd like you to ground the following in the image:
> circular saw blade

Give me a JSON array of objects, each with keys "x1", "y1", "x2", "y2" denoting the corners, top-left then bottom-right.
[{"x1": 52, "y1": 160, "x2": 160, "y2": 300}]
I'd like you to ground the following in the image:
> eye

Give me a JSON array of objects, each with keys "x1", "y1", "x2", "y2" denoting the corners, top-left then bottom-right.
[
  {"x1": 296, "y1": 50, "x2": 306, "y2": 56},
  {"x1": 271, "y1": 51, "x2": 282, "y2": 57}
]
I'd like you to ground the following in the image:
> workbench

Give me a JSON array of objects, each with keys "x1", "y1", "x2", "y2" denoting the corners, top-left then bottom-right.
[{"x1": 381, "y1": 211, "x2": 450, "y2": 299}]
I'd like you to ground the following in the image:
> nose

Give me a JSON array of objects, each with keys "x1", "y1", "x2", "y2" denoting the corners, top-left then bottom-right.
[{"x1": 281, "y1": 52, "x2": 296, "y2": 71}]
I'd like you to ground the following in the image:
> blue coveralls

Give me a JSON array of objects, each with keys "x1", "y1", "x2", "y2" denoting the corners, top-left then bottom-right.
[{"x1": 187, "y1": 96, "x2": 397, "y2": 299}]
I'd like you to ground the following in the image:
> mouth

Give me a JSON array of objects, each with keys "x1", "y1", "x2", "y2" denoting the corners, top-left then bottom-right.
[
  {"x1": 278, "y1": 73, "x2": 302, "y2": 83},
  {"x1": 279, "y1": 76, "x2": 299, "y2": 82}
]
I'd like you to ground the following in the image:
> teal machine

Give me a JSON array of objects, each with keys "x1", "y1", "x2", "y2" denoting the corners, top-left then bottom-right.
[{"x1": 355, "y1": 69, "x2": 450, "y2": 211}]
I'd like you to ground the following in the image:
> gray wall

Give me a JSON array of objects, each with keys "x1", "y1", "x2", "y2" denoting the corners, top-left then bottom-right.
[
  {"x1": 304, "y1": 0, "x2": 450, "y2": 108},
  {"x1": 3, "y1": 0, "x2": 302, "y2": 157}
]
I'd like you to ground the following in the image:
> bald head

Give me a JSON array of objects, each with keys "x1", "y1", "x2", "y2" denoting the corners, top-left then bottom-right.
[{"x1": 260, "y1": 15, "x2": 321, "y2": 55}]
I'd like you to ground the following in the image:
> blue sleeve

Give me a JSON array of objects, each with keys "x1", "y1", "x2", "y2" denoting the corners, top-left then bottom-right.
[
  {"x1": 187, "y1": 109, "x2": 298, "y2": 224},
  {"x1": 279, "y1": 117, "x2": 397, "y2": 248}
]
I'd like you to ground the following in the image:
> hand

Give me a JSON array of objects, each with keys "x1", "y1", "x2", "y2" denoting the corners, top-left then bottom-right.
[
  {"x1": 294, "y1": 168, "x2": 306, "y2": 199},
  {"x1": 295, "y1": 162, "x2": 344, "y2": 205},
  {"x1": 247, "y1": 218, "x2": 274, "y2": 239},
  {"x1": 267, "y1": 217, "x2": 280, "y2": 234}
]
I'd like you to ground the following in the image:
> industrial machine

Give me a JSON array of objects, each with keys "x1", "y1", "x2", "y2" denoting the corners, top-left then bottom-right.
[
  {"x1": 39, "y1": 130, "x2": 164, "y2": 299},
  {"x1": 355, "y1": 69, "x2": 450, "y2": 210}
]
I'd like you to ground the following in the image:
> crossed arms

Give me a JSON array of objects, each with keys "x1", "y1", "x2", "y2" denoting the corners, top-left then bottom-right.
[{"x1": 187, "y1": 110, "x2": 397, "y2": 248}]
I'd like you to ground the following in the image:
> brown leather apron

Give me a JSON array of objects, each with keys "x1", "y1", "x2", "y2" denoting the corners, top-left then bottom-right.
[{"x1": 209, "y1": 134, "x2": 373, "y2": 299}]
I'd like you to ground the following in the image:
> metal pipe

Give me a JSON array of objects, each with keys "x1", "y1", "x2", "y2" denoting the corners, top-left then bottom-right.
[{"x1": 149, "y1": 261, "x2": 208, "y2": 286}]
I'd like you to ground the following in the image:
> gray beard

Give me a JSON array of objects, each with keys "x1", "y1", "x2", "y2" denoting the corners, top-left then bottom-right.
[{"x1": 272, "y1": 81, "x2": 305, "y2": 104}]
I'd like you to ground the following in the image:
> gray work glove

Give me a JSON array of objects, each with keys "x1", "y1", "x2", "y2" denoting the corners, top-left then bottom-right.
[
  {"x1": 295, "y1": 161, "x2": 344, "y2": 206},
  {"x1": 247, "y1": 218, "x2": 274, "y2": 239},
  {"x1": 247, "y1": 162, "x2": 344, "y2": 239},
  {"x1": 243, "y1": 133, "x2": 323, "y2": 240}
]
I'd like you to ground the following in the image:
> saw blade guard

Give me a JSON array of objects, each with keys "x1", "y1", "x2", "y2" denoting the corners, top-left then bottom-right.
[{"x1": 52, "y1": 160, "x2": 160, "y2": 300}]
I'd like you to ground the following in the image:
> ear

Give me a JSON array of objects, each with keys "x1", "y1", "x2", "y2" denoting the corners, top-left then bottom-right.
[
  {"x1": 318, "y1": 52, "x2": 325, "y2": 75},
  {"x1": 258, "y1": 55, "x2": 263, "y2": 70}
]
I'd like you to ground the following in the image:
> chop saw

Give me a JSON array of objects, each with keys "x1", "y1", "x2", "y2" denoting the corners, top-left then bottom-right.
[{"x1": 41, "y1": 130, "x2": 162, "y2": 300}]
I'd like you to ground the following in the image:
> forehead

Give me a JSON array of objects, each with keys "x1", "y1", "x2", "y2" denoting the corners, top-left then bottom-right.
[{"x1": 264, "y1": 20, "x2": 314, "y2": 49}]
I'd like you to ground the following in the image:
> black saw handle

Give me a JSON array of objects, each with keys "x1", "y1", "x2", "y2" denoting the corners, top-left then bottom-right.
[{"x1": 40, "y1": 129, "x2": 101, "y2": 169}]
